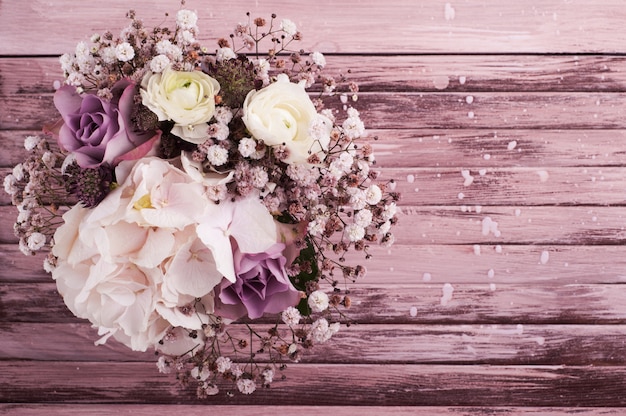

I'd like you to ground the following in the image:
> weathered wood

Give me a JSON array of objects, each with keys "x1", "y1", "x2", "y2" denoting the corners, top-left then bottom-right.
[
  {"x1": 1, "y1": 322, "x2": 624, "y2": 365},
  {"x1": 4, "y1": 243, "x2": 626, "y2": 285},
  {"x1": 4, "y1": 91, "x2": 626, "y2": 131},
  {"x1": 3, "y1": 405, "x2": 626, "y2": 416},
  {"x1": 1, "y1": 362, "x2": 625, "y2": 406},
  {"x1": 386, "y1": 166, "x2": 626, "y2": 206},
  {"x1": 3, "y1": 282, "x2": 626, "y2": 325},
  {"x1": 2, "y1": 0, "x2": 626, "y2": 55},
  {"x1": 4, "y1": 55, "x2": 626, "y2": 96},
  {"x1": 4, "y1": 128, "x2": 626, "y2": 169},
  {"x1": 3, "y1": 204, "x2": 626, "y2": 245},
  {"x1": 3, "y1": 165, "x2": 626, "y2": 206},
  {"x1": 2, "y1": 0, "x2": 626, "y2": 412}
]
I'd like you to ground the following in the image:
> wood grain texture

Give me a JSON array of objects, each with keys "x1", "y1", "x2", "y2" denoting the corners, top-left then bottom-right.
[
  {"x1": 3, "y1": 282, "x2": 626, "y2": 324},
  {"x1": 2, "y1": 362, "x2": 626, "y2": 406},
  {"x1": 4, "y1": 91, "x2": 626, "y2": 131},
  {"x1": 4, "y1": 55, "x2": 626, "y2": 95},
  {"x1": 1, "y1": 0, "x2": 625, "y2": 54},
  {"x1": 4, "y1": 243, "x2": 626, "y2": 285},
  {"x1": 2, "y1": 0, "x2": 626, "y2": 413},
  {"x1": 3, "y1": 405, "x2": 626, "y2": 416},
  {"x1": 2, "y1": 322, "x2": 625, "y2": 365}
]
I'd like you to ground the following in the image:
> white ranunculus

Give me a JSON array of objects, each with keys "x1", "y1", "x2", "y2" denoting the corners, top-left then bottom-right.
[
  {"x1": 141, "y1": 66, "x2": 220, "y2": 143},
  {"x1": 242, "y1": 74, "x2": 332, "y2": 164}
]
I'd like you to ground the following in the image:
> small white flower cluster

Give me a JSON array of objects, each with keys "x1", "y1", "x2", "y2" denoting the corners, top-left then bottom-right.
[
  {"x1": 4, "y1": 136, "x2": 68, "y2": 260},
  {"x1": 59, "y1": 9, "x2": 204, "y2": 93}
]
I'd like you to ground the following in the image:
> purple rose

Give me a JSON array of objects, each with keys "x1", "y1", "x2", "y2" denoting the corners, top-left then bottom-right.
[
  {"x1": 53, "y1": 79, "x2": 159, "y2": 168},
  {"x1": 216, "y1": 242, "x2": 301, "y2": 320}
]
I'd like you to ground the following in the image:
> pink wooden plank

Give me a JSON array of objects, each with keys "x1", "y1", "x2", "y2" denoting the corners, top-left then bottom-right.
[
  {"x1": 1, "y1": 362, "x2": 626, "y2": 406},
  {"x1": 3, "y1": 282, "x2": 626, "y2": 325},
  {"x1": 2, "y1": 404, "x2": 626, "y2": 416},
  {"x1": 2, "y1": 0, "x2": 626, "y2": 54},
  {"x1": 2, "y1": 322, "x2": 625, "y2": 365}
]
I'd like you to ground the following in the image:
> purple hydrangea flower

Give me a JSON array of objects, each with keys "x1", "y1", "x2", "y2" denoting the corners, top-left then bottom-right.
[
  {"x1": 216, "y1": 242, "x2": 301, "y2": 320},
  {"x1": 53, "y1": 79, "x2": 159, "y2": 168}
]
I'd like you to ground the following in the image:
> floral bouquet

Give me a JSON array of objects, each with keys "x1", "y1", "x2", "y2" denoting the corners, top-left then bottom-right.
[{"x1": 4, "y1": 5, "x2": 399, "y2": 396}]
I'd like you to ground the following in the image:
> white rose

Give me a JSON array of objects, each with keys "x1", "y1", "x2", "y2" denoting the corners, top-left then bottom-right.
[
  {"x1": 141, "y1": 66, "x2": 220, "y2": 143},
  {"x1": 242, "y1": 74, "x2": 332, "y2": 164}
]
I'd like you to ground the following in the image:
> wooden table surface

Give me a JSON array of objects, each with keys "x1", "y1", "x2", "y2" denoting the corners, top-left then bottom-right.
[{"x1": 2, "y1": 1, "x2": 626, "y2": 414}]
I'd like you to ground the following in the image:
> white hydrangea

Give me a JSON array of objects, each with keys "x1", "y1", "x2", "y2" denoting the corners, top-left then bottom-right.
[
  {"x1": 149, "y1": 54, "x2": 171, "y2": 73},
  {"x1": 216, "y1": 47, "x2": 237, "y2": 62},
  {"x1": 206, "y1": 145, "x2": 229, "y2": 166},
  {"x1": 308, "y1": 290, "x2": 329, "y2": 313},
  {"x1": 281, "y1": 306, "x2": 302, "y2": 327},
  {"x1": 280, "y1": 19, "x2": 297, "y2": 36},
  {"x1": 115, "y1": 42, "x2": 135, "y2": 62},
  {"x1": 311, "y1": 51, "x2": 326, "y2": 67}
]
